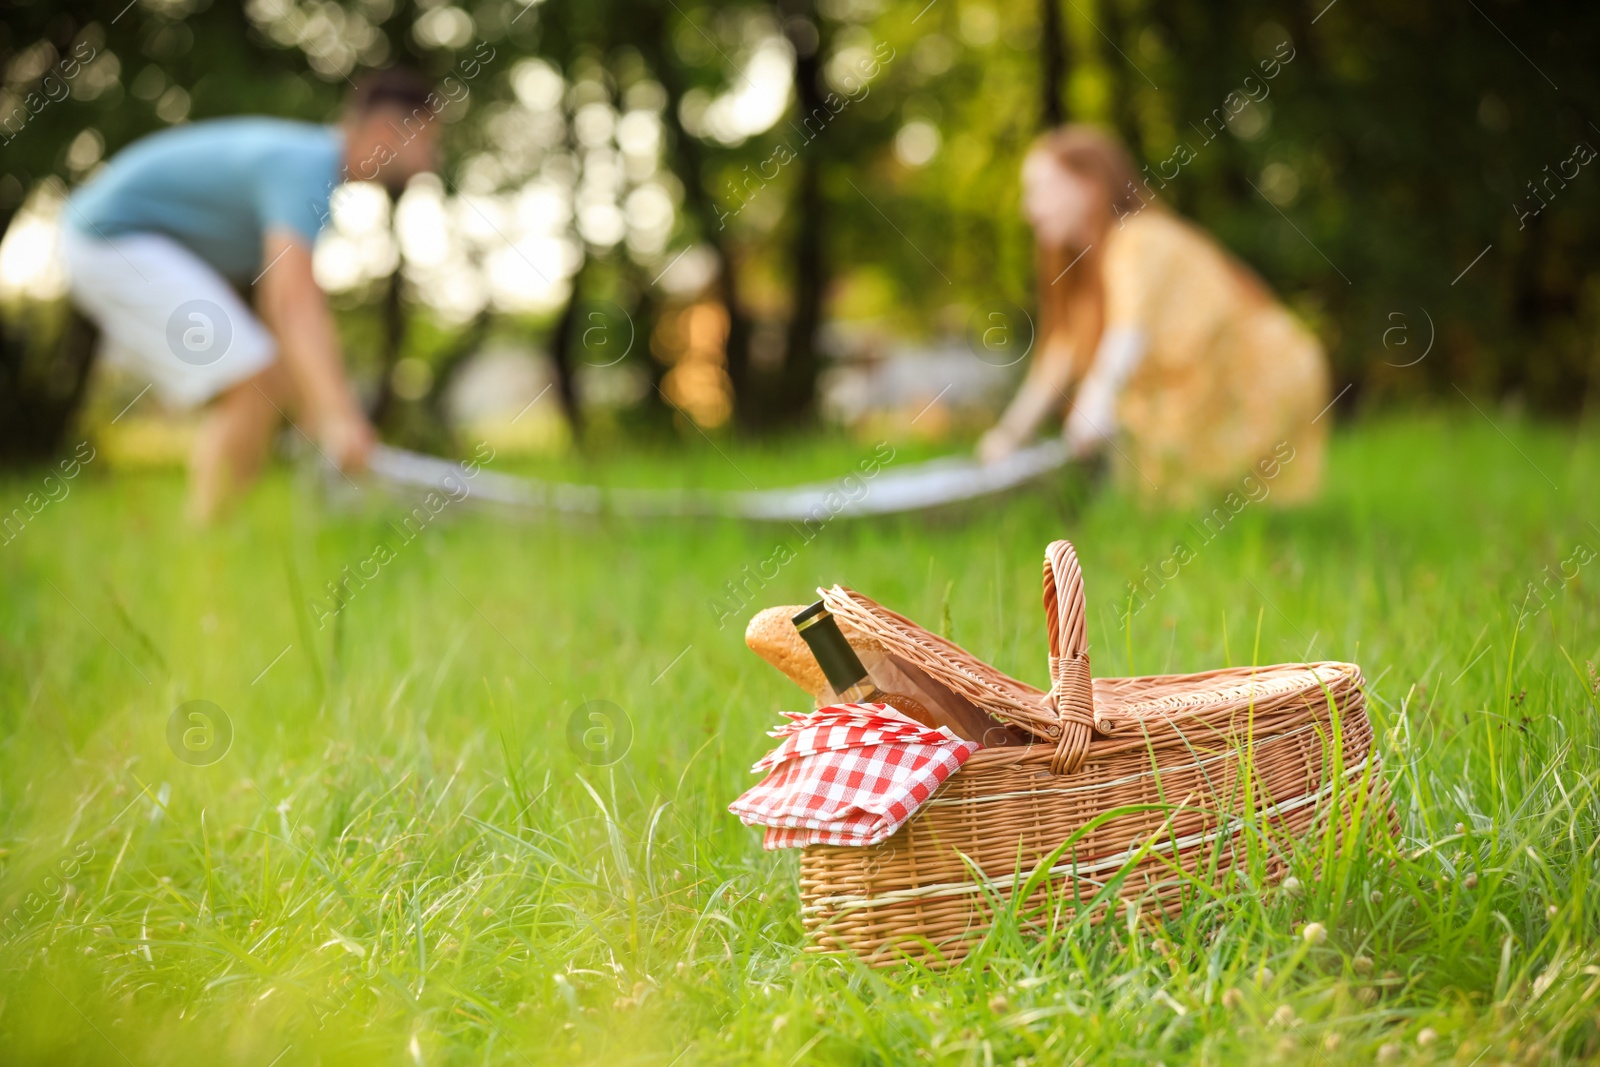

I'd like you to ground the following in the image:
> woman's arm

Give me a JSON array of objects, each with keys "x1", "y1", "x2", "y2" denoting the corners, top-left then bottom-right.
[
  {"x1": 1063, "y1": 326, "x2": 1147, "y2": 457},
  {"x1": 977, "y1": 337, "x2": 1077, "y2": 463}
]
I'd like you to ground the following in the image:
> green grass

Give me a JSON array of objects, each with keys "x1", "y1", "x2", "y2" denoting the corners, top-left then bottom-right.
[{"x1": 2, "y1": 410, "x2": 1599, "y2": 1066}]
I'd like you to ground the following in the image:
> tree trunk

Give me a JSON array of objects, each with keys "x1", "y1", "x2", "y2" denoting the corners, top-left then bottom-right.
[
  {"x1": 368, "y1": 207, "x2": 406, "y2": 428},
  {"x1": 1040, "y1": 0, "x2": 1068, "y2": 129},
  {"x1": 633, "y1": 10, "x2": 756, "y2": 427},
  {"x1": 766, "y1": 0, "x2": 829, "y2": 425},
  {"x1": 546, "y1": 260, "x2": 588, "y2": 439},
  {"x1": 424, "y1": 312, "x2": 493, "y2": 449},
  {"x1": 1100, "y1": 0, "x2": 1143, "y2": 157},
  {"x1": 0, "y1": 208, "x2": 100, "y2": 464}
]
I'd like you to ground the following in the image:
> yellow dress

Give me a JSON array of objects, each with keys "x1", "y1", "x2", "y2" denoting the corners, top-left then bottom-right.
[{"x1": 1101, "y1": 210, "x2": 1329, "y2": 505}]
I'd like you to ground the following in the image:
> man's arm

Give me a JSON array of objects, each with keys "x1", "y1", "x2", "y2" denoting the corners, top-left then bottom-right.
[{"x1": 255, "y1": 228, "x2": 374, "y2": 470}]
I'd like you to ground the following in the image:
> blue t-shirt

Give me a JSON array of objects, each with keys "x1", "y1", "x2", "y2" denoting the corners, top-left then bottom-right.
[{"x1": 68, "y1": 118, "x2": 344, "y2": 281}]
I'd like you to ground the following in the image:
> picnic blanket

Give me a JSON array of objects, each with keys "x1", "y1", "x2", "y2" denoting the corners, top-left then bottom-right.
[{"x1": 347, "y1": 440, "x2": 1069, "y2": 522}]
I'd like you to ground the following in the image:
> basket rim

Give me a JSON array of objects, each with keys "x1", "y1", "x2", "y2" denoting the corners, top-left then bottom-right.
[{"x1": 1093, "y1": 661, "x2": 1362, "y2": 729}]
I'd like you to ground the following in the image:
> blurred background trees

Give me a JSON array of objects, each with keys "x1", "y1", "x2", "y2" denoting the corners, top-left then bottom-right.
[{"x1": 3, "y1": 0, "x2": 1598, "y2": 461}]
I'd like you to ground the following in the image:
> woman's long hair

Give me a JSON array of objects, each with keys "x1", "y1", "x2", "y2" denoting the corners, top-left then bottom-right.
[{"x1": 1030, "y1": 125, "x2": 1154, "y2": 378}]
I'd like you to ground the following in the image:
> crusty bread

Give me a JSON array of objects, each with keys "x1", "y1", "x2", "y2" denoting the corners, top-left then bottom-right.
[{"x1": 745, "y1": 605, "x2": 883, "y2": 698}]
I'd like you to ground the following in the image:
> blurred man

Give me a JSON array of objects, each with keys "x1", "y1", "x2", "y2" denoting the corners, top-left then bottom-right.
[{"x1": 62, "y1": 69, "x2": 443, "y2": 521}]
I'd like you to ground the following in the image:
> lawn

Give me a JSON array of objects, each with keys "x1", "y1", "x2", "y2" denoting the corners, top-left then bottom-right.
[{"x1": 2, "y1": 410, "x2": 1598, "y2": 1066}]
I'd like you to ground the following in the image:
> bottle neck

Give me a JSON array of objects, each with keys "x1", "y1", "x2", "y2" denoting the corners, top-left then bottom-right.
[{"x1": 792, "y1": 602, "x2": 873, "y2": 698}]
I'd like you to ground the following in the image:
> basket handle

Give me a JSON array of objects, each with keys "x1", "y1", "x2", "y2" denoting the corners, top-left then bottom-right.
[{"x1": 1043, "y1": 539, "x2": 1096, "y2": 775}]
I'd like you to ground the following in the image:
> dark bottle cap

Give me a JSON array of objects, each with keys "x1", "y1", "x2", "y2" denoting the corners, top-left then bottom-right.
[
  {"x1": 791, "y1": 601, "x2": 830, "y2": 630},
  {"x1": 791, "y1": 600, "x2": 871, "y2": 695}
]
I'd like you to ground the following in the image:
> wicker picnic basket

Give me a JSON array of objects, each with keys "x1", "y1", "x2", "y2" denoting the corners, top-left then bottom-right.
[{"x1": 747, "y1": 538, "x2": 1395, "y2": 965}]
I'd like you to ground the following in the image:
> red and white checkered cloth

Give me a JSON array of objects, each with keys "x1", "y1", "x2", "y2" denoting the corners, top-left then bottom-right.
[{"x1": 729, "y1": 703, "x2": 981, "y2": 849}]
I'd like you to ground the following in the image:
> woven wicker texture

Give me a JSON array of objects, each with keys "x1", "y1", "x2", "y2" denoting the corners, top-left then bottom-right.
[
  {"x1": 776, "y1": 539, "x2": 1396, "y2": 965},
  {"x1": 819, "y1": 586, "x2": 1059, "y2": 738}
]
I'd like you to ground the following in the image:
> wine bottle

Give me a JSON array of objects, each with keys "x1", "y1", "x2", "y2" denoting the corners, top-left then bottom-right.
[{"x1": 791, "y1": 601, "x2": 939, "y2": 730}]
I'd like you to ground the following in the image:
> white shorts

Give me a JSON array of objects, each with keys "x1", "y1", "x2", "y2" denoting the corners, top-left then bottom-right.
[{"x1": 62, "y1": 228, "x2": 276, "y2": 409}]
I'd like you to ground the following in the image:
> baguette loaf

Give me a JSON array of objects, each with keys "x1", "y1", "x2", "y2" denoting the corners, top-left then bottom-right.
[{"x1": 744, "y1": 605, "x2": 883, "y2": 698}]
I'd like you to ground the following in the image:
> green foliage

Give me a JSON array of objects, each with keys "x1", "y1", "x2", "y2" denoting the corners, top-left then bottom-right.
[
  {"x1": 7, "y1": 0, "x2": 1599, "y2": 444},
  {"x1": 1, "y1": 413, "x2": 1598, "y2": 1062}
]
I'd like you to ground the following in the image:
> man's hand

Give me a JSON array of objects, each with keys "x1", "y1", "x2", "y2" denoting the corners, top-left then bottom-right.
[
  {"x1": 256, "y1": 229, "x2": 376, "y2": 469},
  {"x1": 320, "y1": 405, "x2": 376, "y2": 472}
]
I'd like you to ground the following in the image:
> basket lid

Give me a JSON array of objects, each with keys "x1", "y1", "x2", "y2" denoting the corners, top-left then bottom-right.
[
  {"x1": 816, "y1": 539, "x2": 1100, "y2": 767},
  {"x1": 817, "y1": 586, "x2": 1060, "y2": 739},
  {"x1": 811, "y1": 539, "x2": 1358, "y2": 778}
]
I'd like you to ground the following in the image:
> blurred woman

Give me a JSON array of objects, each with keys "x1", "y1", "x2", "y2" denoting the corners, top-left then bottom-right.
[{"x1": 978, "y1": 125, "x2": 1329, "y2": 505}]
